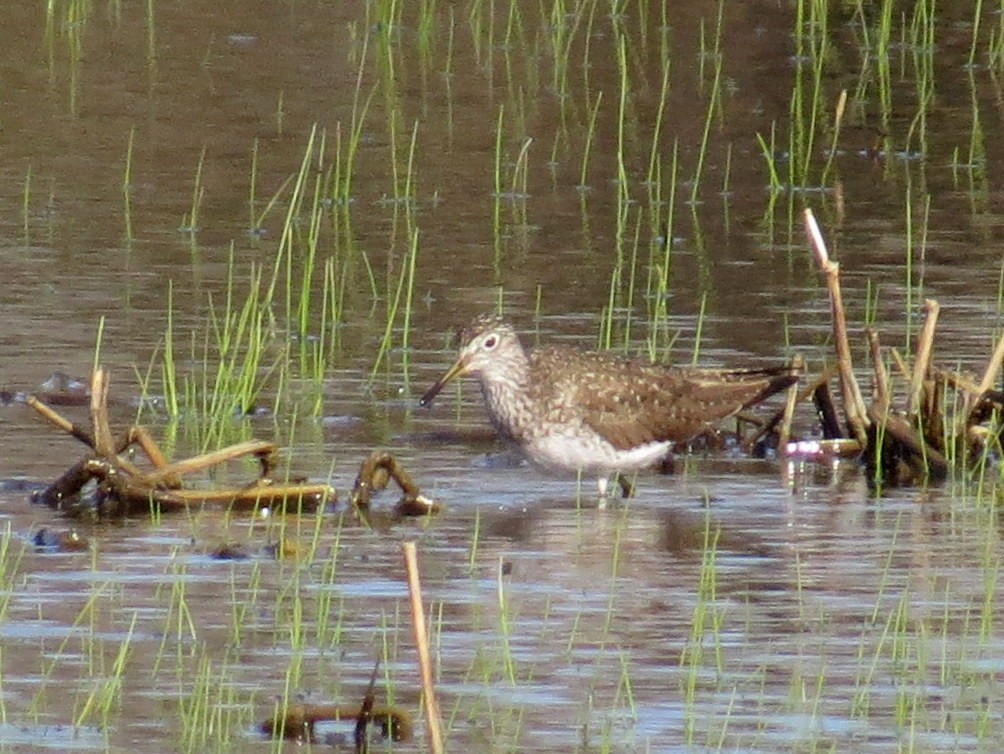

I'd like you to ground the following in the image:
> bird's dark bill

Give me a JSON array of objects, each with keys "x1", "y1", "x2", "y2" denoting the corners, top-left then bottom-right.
[
  {"x1": 419, "y1": 380, "x2": 447, "y2": 407},
  {"x1": 419, "y1": 357, "x2": 470, "y2": 407}
]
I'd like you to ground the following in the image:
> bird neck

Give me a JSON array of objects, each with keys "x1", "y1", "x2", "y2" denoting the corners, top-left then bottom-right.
[{"x1": 478, "y1": 349, "x2": 533, "y2": 440}]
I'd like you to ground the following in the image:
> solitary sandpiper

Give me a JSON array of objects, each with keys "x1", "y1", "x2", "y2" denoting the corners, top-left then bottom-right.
[{"x1": 420, "y1": 313, "x2": 798, "y2": 496}]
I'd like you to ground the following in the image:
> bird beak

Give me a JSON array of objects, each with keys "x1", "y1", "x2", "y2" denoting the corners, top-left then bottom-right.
[{"x1": 419, "y1": 356, "x2": 469, "y2": 407}]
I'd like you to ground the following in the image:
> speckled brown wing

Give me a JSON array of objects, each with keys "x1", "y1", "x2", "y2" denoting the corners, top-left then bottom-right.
[{"x1": 530, "y1": 348, "x2": 795, "y2": 451}]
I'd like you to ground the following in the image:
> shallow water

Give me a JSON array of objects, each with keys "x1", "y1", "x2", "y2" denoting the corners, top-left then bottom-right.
[
  {"x1": 2, "y1": 462, "x2": 1001, "y2": 752},
  {"x1": 3, "y1": 1, "x2": 1004, "y2": 752}
]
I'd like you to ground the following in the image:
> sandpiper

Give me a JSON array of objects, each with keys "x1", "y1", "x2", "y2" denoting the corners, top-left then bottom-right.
[{"x1": 420, "y1": 313, "x2": 797, "y2": 496}]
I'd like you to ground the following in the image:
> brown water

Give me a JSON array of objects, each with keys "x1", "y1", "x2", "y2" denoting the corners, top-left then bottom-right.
[{"x1": 2, "y1": 1, "x2": 1004, "y2": 752}]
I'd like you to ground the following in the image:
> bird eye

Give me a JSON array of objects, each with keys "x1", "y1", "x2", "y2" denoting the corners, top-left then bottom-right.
[{"x1": 483, "y1": 334, "x2": 498, "y2": 349}]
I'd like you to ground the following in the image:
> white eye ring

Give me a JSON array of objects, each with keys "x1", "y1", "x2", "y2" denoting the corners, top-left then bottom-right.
[{"x1": 482, "y1": 334, "x2": 498, "y2": 350}]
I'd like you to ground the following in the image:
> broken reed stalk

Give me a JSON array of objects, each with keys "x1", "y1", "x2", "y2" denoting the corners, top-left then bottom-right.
[
  {"x1": 907, "y1": 299, "x2": 939, "y2": 415},
  {"x1": 130, "y1": 425, "x2": 173, "y2": 472},
  {"x1": 777, "y1": 355, "x2": 803, "y2": 451},
  {"x1": 89, "y1": 369, "x2": 115, "y2": 456},
  {"x1": 974, "y1": 329, "x2": 1004, "y2": 396},
  {"x1": 803, "y1": 208, "x2": 870, "y2": 447},
  {"x1": 27, "y1": 395, "x2": 95, "y2": 446},
  {"x1": 813, "y1": 381, "x2": 843, "y2": 439},
  {"x1": 958, "y1": 328, "x2": 1004, "y2": 435},
  {"x1": 141, "y1": 439, "x2": 275, "y2": 485},
  {"x1": 402, "y1": 541, "x2": 444, "y2": 754},
  {"x1": 890, "y1": 348, "x2": 910, "y2": 382},
  {"x1": 866, "y1": 329, "x2": 891, "y2": 415}
]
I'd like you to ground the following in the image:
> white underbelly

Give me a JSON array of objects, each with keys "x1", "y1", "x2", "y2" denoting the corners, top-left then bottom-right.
[{"x1": 525, "y1": 431, "x2": 671, "y2": 474}]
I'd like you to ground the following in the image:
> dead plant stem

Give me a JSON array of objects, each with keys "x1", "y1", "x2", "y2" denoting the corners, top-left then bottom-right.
[
  {"x1": 402, "y1": 541, "x2": 444, "y2": 754},
  {"x1": 907, "y1": 299, "x2": 939, "y2": 415},
  {"x1": 803, "y1": 208, "x2": 869, "y2": 446}
]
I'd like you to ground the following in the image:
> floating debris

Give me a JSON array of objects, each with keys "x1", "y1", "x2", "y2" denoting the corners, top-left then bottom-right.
[
  {"x1": 207, "y1": 543, "x2": 251, "y2": 561},
  {"x1": 25, "y1": 368, "x2": 440, "y2": 521},
  {"x1": 260, "y1": 702, "x2": 411, "y2": 745},
  {"x1": 350, "y1": 450, "x2": 442, "y2": 526},
  {"x1": 27, "y1": 369, "x2": 333, "y2": 518},
  {"x1": 31, "y1": 527, "x2": 90, "y2": 552}
]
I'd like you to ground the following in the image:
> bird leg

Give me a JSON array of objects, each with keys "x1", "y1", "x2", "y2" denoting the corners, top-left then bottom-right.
[
  {"x1": 616, "y1": 474, "x2": 635, "y2": 498},
  {"x1": 596, "y1": 473, "x2": 635, "y2": 500}
]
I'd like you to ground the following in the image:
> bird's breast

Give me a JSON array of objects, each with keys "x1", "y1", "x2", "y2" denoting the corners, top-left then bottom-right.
[{"x1": 481, "y1": 381, "x2": 533, "y2": 440}]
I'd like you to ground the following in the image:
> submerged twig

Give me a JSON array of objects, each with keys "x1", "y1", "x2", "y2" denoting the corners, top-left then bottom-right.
[{"x1": 354, "y1": 660, "x2": 381, "y2": 754}]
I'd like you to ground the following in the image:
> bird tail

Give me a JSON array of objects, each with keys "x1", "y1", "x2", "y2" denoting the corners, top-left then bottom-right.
[{"x1": 734, "y1": 364, "x2": 800, "y2": 408}]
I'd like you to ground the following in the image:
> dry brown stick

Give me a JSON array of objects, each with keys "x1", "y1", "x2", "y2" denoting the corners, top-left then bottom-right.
[
  {"x1": 26, "y1": 395, "x2": 96, "y2": 447},
  {"x1": 29, "y1": 394, "x2": 142, "y2": 459},
  {"x1": 90, "y1": 369, "x2": 115, "y2": 457},
  {"x1": 140, "y1": 440, "x2": 277, "y2": 485},
  {"x1": 889, "y1": 348, "x2": 911, "y2": 383},
  {"x1": 129, "y1": 426, "x2": 172, "y2": 470},
  {"x1": 160, "y1": 483, "x2": 335, "y2": 506},
  {"x1": 907, "y1": 299, "x2": 939, "y2": 416},
  {"x1": 975, "y1": 328, "x2": 1004, "y2": 395},
  {"x1": 866, "y1": 405, "x2": 948, "y2": 480},
  {"x1": 127, "y1": 426, "x2": 184, "y2": 488},
  {"x1": 866, "y1": 329, "x2": 890, "y2": 416},
  {"x1": 936, "y1": 368, "x2": 982, "y2": 396},
  {"x1": 402, "y1": 541, "x2": 444, "y2": 754},
  {"x1": 27, "y1": 394, "x2": 153, "y2": 482},
  {"x1": 958, "y1": 328, "x2": 1004, "y2": 433},
  {"x1": 803, "y1": 208, "x2": 870, "y2": 446},
  {"x1": 776, "y1": 355, "x2": 803, "y2": 453},
  {"x1": 812, "y1": 383, "x2": 843, "y2": 439}
]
